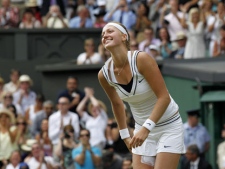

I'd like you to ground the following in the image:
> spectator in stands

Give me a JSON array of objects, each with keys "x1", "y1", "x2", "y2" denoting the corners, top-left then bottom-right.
[
  {"x1": 25, "y1": 93, "x2": 44, "y2": 131},
  {"x1": 31, "y1": 100, "x2": 54, "y2": 137},
  {"x1": 181, "y1": 7, "x2": 206, "y2": 59},
  {"x1": 208, "y1": 2, "x2": 225, "y2": 56},
  {"x1": 19, "y1": 8, "x2": 42, "y2": 28},
  {"x1": 76, "y1": 87, "x2": 108, "y2": 150},
  {"x1": 183, "y1": 109, "x2": 210, "y2": 157},
  {"x1": 0, "y1": 91, "x2": 23, "y2": 116},
  {"x1": 43, "y1": 5, "x2": 68, "y2": 28},
  {"x1": 98, "y1": 43, "x2": 111, "y2": 62},
  {"x1": 72, "y1": 129, "x2": 102, "y2": 169},
  {"x1": 0, "y1": 0, "x2": 20, "y2": 28},
  {"x1": 93, "y1": 7, "x2": 107, "y2": 28},
  {"x1": 35, "y1": 119, "x2": 52, "y2": 156},
  {"x1": 158, "y1": 27, "x2": 173, "y2": 59},
  {"x1": 217, "y1": 124, "x2": 225, "y2": 169},
  {"x1": 3, "y1": 69, "x2": 20, "y2": 93},
  {"x1": 122, "y1": 157, "x2": 133, "y2": 169},
  {"x1": 55, "y1": 124, "x2": 78, "y2": 169},
  {"x1": 15, "y1": 115, "x2": 29, "y2": 150},
  {"x1": 25, "y1": 0, "x2": 42, "y2": 23},
  {"x1": 77, "y1": 38, "x2": 103, "y2": 65},
  {"x1": 101, "y1": 149, "x2": 123, "y2": 169},
  {"x1": 26, "y1": 143, "x2": 59, "y2": 169},
  {"x1": 160, "y1": 0, "x2": 186, "y2": 42},
  {"x1": 213, "y1": 24, "x2": 225, "y2": 57},
  {"x1": 104, "y1": 0, "x2": 136, "y2": 30},
  {"x1": 0, "y1": 77, "x2": 5, "y2": 103},
  {"x1": 149, "y1": 44, "x2": 163, "y2": 60},
  {"x1": 6, "y1": 150, "x2": 22, "y2": 169},
  {"x1": 170, "y1": 31, "x2": 187, "y2": 59},
  {"x1": 0, "y1": 108, "x2": 17, "y2": 163},
  {"x1": 69, "y1": 5, "x2": 93, "y2": 28},
  {"x1": 48, "y1": 96, "x2": 80, "y2": 158},
  {"x1": 138, "y1": 27, "x2": 161, "y2": 55},
  {"x1": 40, "y1": 0, "x2": 66, "y2": 17},
  {"x1": 134, "y1": 2, "x2": 151, "y2": 43},
  {"x1": 183, "y1": 144, "x2": 212, "y2": 169},
  {"x1": 130, "y1": 40, "x2": 139, "y2": 51},
  {"x1": 13, "y1": 75, "x2": 36, "y2": 115},
  {"x1": 57, "y1": 76, "x2": 84, "y2": 112}
]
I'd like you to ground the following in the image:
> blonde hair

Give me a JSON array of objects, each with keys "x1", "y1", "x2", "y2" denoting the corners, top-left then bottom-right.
[
  {"x1": 88, "y1": 100, "x2": 107, "y2": 113},
  {"x1": 188, "y1": 8, "x2": 199, "y2": 22}
]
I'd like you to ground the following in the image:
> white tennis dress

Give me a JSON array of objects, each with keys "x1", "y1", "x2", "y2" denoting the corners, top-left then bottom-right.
[{"x1": 102, "y1": 50, "x2": 186, "y2": 156}]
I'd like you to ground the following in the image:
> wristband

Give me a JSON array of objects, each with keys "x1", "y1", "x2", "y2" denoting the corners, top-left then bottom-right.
[
  {"x1": 142, "y1": 119, "x2": 156, "y2": 131},
  {"x1": 119, "y1": 128, "x2": 130, "y2": 139}
]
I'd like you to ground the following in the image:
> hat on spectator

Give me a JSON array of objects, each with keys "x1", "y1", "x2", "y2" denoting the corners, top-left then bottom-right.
[
  {"x1": 97, "y1": 0, "x2": 106, "y2": 6},
  {"x1": 0, "y1": 108, "x2": 15, "y2": 124},
  {"x1": 149, "y1": 44, "x2": 159, "y2": 52},
  {"x1": 19, "y1": 75, "x2": 33, "y2": 85},
  {"x1": 21, "y1": 139, "x2": 37, "y2": 152},
  {"x1": 93, "y1": 8, "x2": 106, "y2": 17},
  {"x1": 25, "y1": 0, "x2": 38, "y2": 7},
  {"x1": 175, "y1": 31, "x2": 186, "y2": 41},
  {"x1": 187, "y1": 109, "x2": 200, "y2": 117}
]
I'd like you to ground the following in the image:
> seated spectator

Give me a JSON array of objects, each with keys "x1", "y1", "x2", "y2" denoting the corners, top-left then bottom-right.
[
  {"x1": 138, "y1": 27, "x2": 160, "y2": 55},
  {"x1": 0, "y1": 108, "x2": 17, "y2": 163},
  {"x1": 31, "y1": 100, "x2": 54, "y2": 137},
  {"x1": 21, "y1": 139, "x2": 37, "y2": 162},
  {"x1": 0, "y1": 77, "x2": 5, "y2": 103},
  {"x1": 43, "y1": 5, "x2": 68, "y2": 28},
  {"x1": 160, "y1": 0, "x2": 186, "y2": 42},
  {"x1": 57, "y1": 76, "x2": 85, "y2": 113},
  {"x1": 55, "y1": 124, "x2": 78, "y2": 169},
  {"x1": 183, "y1": 144, "x2": 212, "y2": 169},
  {"x1": 158, "y1": 27, "x2": 173, "y2": 59},
  {"x1": 6, "y1": 150, "x2": 22, "y2": 169},
  {"x1": 0, "y1": 91, "x2": 23, "y2": 116},
  {"x1": 77, "y1": 38, "x2": 103, "y2": 65},
  {"x1": 40, "y1": 0, "x2": 66, "y2": 17},
  {"x1": 98, "y1": 43, "x2": 111, "y2": 62},
  {"x1": 24, "y1": 93, "x2": 44, "y2": 129},
  {"x1": 93, "y1": 7, "x2": 107, "y2": 28},
  {"x1": 48, "y1": 97, "x2": 80, "y2": 158},
  {"x1": 26, "y1": 143, "x2": 60, "y2": 169},
  {"x1": 69, "y1": 5, "x2": 93, "y2": 28},
  {"x1": 217, "y1": 124, "x2": 225, "y2": 169},
  {"x1": 181, "y1": 7, "x2": 206, "y2": 59},
  {"x1": 0, "y1": 0, "x2": 20, "y2": 28},
  {"x1": 15, "y1": 115, "x2": 29, "y2": 150},
  {"x1": 76, "y1": 87, "x2": 108, "y2": 150},
  {"x1": 213, "y1": 24, "x2": 225, "y2": 57},
  {"x1": 19, "y1": 8, "x2": 42, "y2": 28},
  {"x1": 170, "y1": 31, "x2": 187, "y2": 59},
  {"x1": 130, "y1": 40, "x2": 139, "y2": 51},
  {"x1": 122, "y1": 157, "x2": 133, "y2": 169},
  {"x1": 25, "y1": 0, "x2": 42, "y2": 23},
  {"x1": 104, "y1": 0, "x2": 136, "y2": 30},
  {"x1": 149, "y1": 44, "x2": 163, "y2": 60},
  {"x1": 72, "y1": 129, "x2": 102, "y2": 169},
  {"x1": 3, "y1": 69, "x2": 20, "y2": 93},
  {"x1": 101, "y1": 149, "x2": 123, "y2": 169},
  {"x1": 35, "y1": 119, "x2": 52, "y2": 156},
  {"x1": 134, "y1": 2, "x2": 151, "y2": 43},
  {"x1": 13, "y1": 75, "x2": 36, "y2": 115}
]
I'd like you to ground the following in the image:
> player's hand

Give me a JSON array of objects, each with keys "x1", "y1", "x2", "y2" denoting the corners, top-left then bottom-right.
[
  {"x1": 123, "y1": 137, "x2": 132, "y2": 152},
  {"x1": 130, "y1": 127, "x2": 149, "y2": 148}
]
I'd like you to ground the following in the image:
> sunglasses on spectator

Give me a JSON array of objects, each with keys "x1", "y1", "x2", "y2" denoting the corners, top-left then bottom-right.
[
  {"x1": 4, "y1": 96, "x2": 13, "y2": 99},
  {"x1": 16, "y1": 122, "x2": 26, "y2": 125},
  {"x1": 80, "y1": 134, "x2": 90, "y2": 137}
]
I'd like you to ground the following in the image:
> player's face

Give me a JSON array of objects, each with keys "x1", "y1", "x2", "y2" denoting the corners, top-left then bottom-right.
[{"x1": 102, "y1": 25, "x2": 123, "y2": 50}]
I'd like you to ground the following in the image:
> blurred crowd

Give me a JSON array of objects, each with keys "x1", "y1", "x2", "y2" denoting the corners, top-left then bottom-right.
[
  {"x1": 0, "y1": 68, "x2": 225, "y2": 169},
  {"x1": 0, "y1": 0, "x2": 225, "y2": 60}
]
